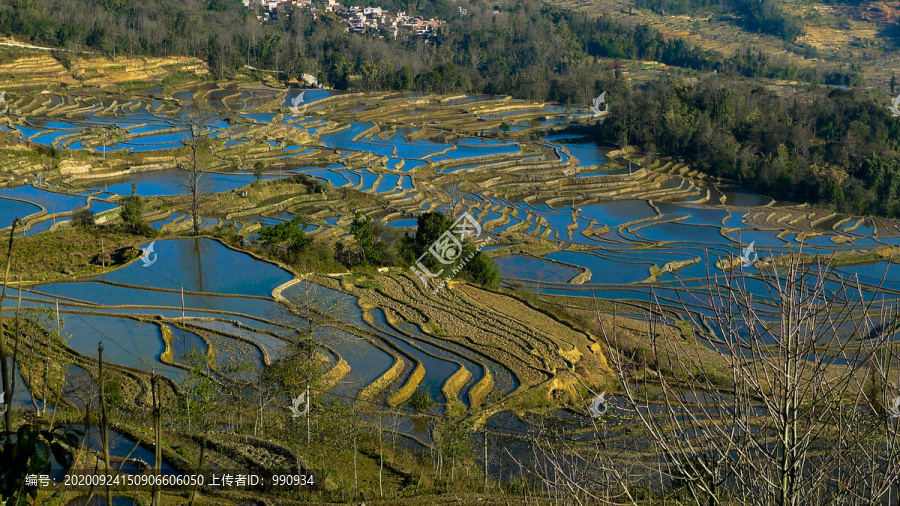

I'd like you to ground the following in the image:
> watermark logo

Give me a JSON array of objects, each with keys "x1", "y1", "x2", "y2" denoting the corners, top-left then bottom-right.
[
  {"x1": 890, "y1": 93, "x2": 900, "y2": 117},
  {"x1": 140, "y1": 241, "x2": 157, "y2": 267},
  {"x1": 410, "y1": 211, "x2": 490, "y2": 294},
  {"x1": 588, "y1": 391, "x2": 608, "y2": 417},
  {"x1": 0, "y1": 91, "x2": 20, "y2": 116},
  {"x1": 289, "y1": 392, "x2": 309, "y2": 418},
  {"x1": 590, "y1": 91, "x2": 608, "y2": 116},
  {"x1": 889, "y1": 396, "x2": 900, "y2": 419},
  {"x1": 288, "y1": 91, "x2": 308, "y2": 117},
  {"x1": 740, "y1": 241, "x2": 757, "y2": 268}
]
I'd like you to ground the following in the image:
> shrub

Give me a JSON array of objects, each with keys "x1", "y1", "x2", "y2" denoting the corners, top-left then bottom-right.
[
  {"x1": 252, "y1": 161, "x2": 265, "y2": 184},
  {"x1": 120, "y1": 183, "x2": 144, "y2": 226},
  {"x1": 71, "y1": 208, "x2": 95, "y2": 229},
  {"x1": 208, "y1": 222, "x2": 241, "y2": 243},
  {"x1": 462, "y1": 248, "x2": 501, "y2": 288},
  {"x1": 259, "y1": 216, "x2": 311, "y2": 250},
  {"x1": 291, "y1": 174, "x2": 326, "y2": 193},
  {"x1": 113, "y1": 222, "x2": 157, "y2": 237},
  {"x1": 410, "y1": 389, "x2": 435, "y2": 413},
  {"x1": 104, "y1": 379, "x2": 123, "y2": 408},
  {"x1": 34, "y1": 145, "x2": 59, "y2": 158}
]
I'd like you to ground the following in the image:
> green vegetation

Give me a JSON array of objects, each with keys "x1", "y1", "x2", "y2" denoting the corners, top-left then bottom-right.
[
  {"x1": 0, "y1": 0, "x2": 837, "y2": 101},
  {"x1": 252, "y1": 161, "x2": 265, "y2": 186},
  {"x1": 634, "y1": 0, "x2": 718, "y2": 16},
  {"x1": 597, "y1": 78, "x2": 900, "y2": 216},
  {"x1": 462, "y1": 246, "x2": 502, "y2": 289},
  {"x1": 256, "y1": 209, "x2": 500, "y2": 287},
  {"x1": 255, "y1": 216, "x2": 341, "y2": 271},
  {"x1": 118, "y1": 80, "x2": 157, "y2": 92},
  {"x1": 238, "y1": 204, "x2": 503, "y2": 294},
  {"x1": 119, "y1": 183, "x2": 144, "y2": 227},
  {"x1": 7, "y1": 220, "x2": 155, "y2": 283},
  {"x1": 0, "y1": 0, "x2": 897, "y2": 498},
  {"x1": 0, "y1": 423, "x2": 80, "y2": 504},
  {"x1": 258, "y1": 216, "x2": 312, "y2": 251},
  {"x1": 401, "y1": 212, "x2": 500, "y2": 288},
  {"x1": 349, "y1": 212, "x2": 381, "y2": 265},
  {"x1": 291, "y1": 174, "x2": 326, "y2": 194},
  {"x1": 103, "y1": 379, "x2": 122, "y2": 408},
  {"x1": 824, "y1": 63, "x2": 866, "y2": 87},
  {"x1": 335, "y1": 211, "x2": 402, "y2": 267},
  {"x1": 736, "y1": 0, "x2": 803, "y2": 42},
  {"x1": 118, "y1": 184, "x2": 157, "y2": 236},
  {"x1": 636, "y1": 0, "x2": 804, "y2": 42},
  {"x1": 70, "y1": 208, "x2": 94, "y2": 229},
  {"x1": 409, "y1": 389, "x2": 435, "y2": 413}
]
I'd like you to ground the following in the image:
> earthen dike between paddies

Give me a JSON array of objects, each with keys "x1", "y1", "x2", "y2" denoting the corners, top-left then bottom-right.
[{"x1": 1, "y1": 53, "x2": 900, "y2": 504}]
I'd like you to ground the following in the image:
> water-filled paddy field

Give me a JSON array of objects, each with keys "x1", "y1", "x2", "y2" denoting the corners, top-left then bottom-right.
[
  {"x1": 4, "y1": 86, "x2": 900, "y2": 487},
  {"x1": 41, "y1": 89, "x2": 884, "y2": 298}
]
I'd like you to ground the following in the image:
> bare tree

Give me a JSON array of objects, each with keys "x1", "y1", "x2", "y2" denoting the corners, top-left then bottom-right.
[
  {"x1": 0, "y1": 218, "x2": 20, "y2": 439},
  {"x1": 253, "y1": 364, "x2": 281, "y2": 437},
  {"x1": 431, "y1": 406, "x2": 475, "y2": 489},
  {"x1": 175, "y1": 104, "x2": 217, "y2": 235},
  {"x1": 179, "y1": 348, "x2": 219, "y2": 506},
  {"x1": 62, "y1": 364, "x2": 97, "y2": 443},
  {"x1": 518, "y1": 408, "x2": 646, "y2": 505},
  {"x1": 594, "y1": 253, "x2": 900, "y2": 505},
  {"x1": 366, "y1": 405, "x2": 401, "y2": 500},
  {"x1": 97, "y1": 343, "x2": 115, "y2": 506},
  {"x1": 19, "y1": 306, "x2": 69, "y2": 419},
  {"x1": 313, "y1": 397, "x2": 360, "y2": 493},
  {"x1": 272, "y1": 278, "x2": 353, "y2": 445}
]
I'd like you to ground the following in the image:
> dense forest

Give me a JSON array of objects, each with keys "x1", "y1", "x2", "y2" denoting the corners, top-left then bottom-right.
[
  {"x1": 0, "y1": 0, "x2": 829, "y2": 100},
  {"x1": 597, "y1": 78, "x2": 900, "y2": 216}
]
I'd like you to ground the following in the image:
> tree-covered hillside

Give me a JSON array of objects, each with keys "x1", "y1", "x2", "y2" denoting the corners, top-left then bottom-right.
[
  {"x1": 0, "y1": 0, "x2": 824, "y2": 99},
  {"x1": 598, "y1": 79, "x2": 900, "y2": 216}
]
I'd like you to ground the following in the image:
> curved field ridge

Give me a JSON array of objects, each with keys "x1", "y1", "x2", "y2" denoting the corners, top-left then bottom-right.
[{"x1": 318, "y1": 271, "x2": 612, "y2": 407}]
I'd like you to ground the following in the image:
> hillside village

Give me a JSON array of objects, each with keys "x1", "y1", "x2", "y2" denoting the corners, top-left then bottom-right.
[{"x1": 245, "y1": 0, "x2": 443, "y2": 40}]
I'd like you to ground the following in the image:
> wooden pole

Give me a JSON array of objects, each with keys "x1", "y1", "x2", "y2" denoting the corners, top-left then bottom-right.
[
  {"x1": 0, "y1": 218, "x2": 20, "y2": 440},
  {"x1": 483, "y1": 427, "x2": 488, "y2": 491},
  {"x1": 353, "y1": 431, "x2": 358, "y2": 493},
  {"x1": 9, "y1": 275, "x2": 21, "y2": 409},
  {"x1": 306, "y1": 378, "x2": 311, "y2": 445},
  {"x1": 152, "y1": 373, "x2": 161, "y2": 506},
  {"x1": 98, "y1": 343, "x2": 112, "y2": 506}
]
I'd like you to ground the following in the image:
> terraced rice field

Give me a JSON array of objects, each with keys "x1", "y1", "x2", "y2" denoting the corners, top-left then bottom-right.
[{"x1": 2, "y1": 79, "x2": 900, "y2": 472}]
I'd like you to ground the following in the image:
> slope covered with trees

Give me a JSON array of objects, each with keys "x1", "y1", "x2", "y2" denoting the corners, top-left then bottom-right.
[
  {"x1": 0, "y1": 0, "x2": 821, "y2": 99},
  {"x1": 597, "y1": 78, "x2": 900, "y2": 215},
  {"x1": 635, "y1": 0, "x2": 804, "y2": 42}
]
